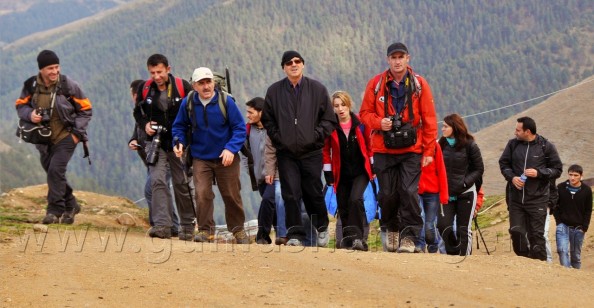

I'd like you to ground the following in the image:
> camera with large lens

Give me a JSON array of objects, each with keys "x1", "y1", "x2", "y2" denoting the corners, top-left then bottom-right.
[
  {"x1": 145, "y1": 125, "x2": 167, "y2": 165},
  {"x1": 37, "y1": 108, "x2": 51, "y2": 124},
  {"x1": 383, "y1": 114, "x2": 417, "y2": 149},
  {"x1": 389, "y1": 115, "x2": 402, "y2": 131}
]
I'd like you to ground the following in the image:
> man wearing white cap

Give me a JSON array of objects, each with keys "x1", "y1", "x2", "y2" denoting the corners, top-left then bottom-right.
[{"x1": 172, "y1": 67, "x2": 249, "y2": 244}]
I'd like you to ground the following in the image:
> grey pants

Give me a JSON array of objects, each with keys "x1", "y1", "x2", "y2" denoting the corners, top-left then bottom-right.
[{"x1": 148, "y1": 148, "x2": 195, "y2": 228}]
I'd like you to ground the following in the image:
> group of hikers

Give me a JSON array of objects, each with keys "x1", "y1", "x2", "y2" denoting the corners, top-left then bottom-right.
[{"x1": 15, "y1": 43, "x2": 591, "y2": 269}]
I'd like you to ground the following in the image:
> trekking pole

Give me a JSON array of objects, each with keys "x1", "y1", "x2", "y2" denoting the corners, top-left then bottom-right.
[
  {"x1": 174, "y1": 137, "x2": 198, "y2": 226},
  {"x1": 473, "y1": 217, "x2": 490, "y2": 255}
]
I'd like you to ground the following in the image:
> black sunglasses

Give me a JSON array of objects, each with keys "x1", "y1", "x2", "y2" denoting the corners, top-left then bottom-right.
[{"x1": 284, "y1": 59, "x2": 303, "y2": 66}]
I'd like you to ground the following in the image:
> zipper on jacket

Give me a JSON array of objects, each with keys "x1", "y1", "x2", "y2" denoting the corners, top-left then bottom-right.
[{"x1": 521, "y1": 143, "x2": 529, "y2": 204}]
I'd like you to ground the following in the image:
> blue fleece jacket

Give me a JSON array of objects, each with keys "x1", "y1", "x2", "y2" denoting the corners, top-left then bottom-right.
[{"x1": 171, "y1": 90, "x2": 246, "y2": 160}]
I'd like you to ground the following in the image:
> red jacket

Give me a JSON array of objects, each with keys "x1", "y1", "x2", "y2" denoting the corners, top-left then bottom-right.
[
  {"x1": 418, "y1": 143, "x2": 449, "y2": 205},
  {"x1": 323, "y1": 114, "x2": 373, "y2": 192},
  {"x1": 359, "y1": 66, "x2": 438, "y2": 157}
]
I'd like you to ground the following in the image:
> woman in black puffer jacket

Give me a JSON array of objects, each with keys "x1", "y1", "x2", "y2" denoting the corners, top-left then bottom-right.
[{"x1": 437, "y1": 114, "x2": 484, "y2": 256}]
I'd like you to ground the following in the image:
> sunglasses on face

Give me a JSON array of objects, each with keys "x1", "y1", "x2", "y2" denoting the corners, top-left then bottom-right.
[{"x1": 284, "y1": 59, "x2": 302, "y2": 66}]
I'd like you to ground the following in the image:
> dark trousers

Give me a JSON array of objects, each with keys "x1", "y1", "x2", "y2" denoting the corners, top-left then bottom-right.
[
  {"x1": 37, "y1": 135, "x2": 78, "y2": 216},
  {"x1": 193, "y1": 155, "x2": 245, "y2": 234},
  {"x1": 437, "y1": 191, "x2": 476, "y2": 256},
  {"x1": 256, "y1": 182, "x2": 277, "y2": 243},
  {"x1": 508, "y1": 200, "x2": 548, "y2": 261},
  {"x1": 277, "y1": 152, "x2": 328, "y2": 241},
  {"x1": 336, "y1": 173, "x2": 369, "y2": 246},
  {"x1": 374, "y1": 152, "x2": 423, "y2": 239}
]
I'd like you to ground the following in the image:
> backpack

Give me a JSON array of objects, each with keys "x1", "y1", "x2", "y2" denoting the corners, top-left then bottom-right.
[{"x1": 141, "y1": 76, "x2": 185, "y2": 101}]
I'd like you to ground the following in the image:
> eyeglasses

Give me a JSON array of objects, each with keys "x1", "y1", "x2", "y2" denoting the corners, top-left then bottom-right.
[{"x1": 284, "y1": 59, "x2": 302, "y2": 66}]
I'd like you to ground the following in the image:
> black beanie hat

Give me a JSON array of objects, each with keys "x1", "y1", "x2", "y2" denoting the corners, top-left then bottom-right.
[
  {"x1": 281, "y1": 50, "x2": 304, "y2": 67},
  {"x1": 37, "y1": 50, "x2": 60, "y2": 69}
]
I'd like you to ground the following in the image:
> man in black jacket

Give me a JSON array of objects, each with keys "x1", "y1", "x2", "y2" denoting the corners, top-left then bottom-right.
[
  {"x1": 499, "y1": 116, "x2": 563, "y2": 261},
  {"x1": 133, "y1": 54, "x2": 194, "y2": 240},
  {"x1": 261, "y1": 50, "x2": 337, "y2": 246},
  {"x1": 554, "y1": 164, "x2": 592, "y2": 269}
]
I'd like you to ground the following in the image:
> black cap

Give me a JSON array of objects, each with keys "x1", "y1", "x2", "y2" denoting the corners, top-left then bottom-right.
[
  {"x1": 386, "y1": 42, "x2": 408, "y2": 56},
  {"x1": 281, "y1": 50, "x2": 304, "y2": 67},
  {"x1": 37, "y1": 50, "x2": 60, "y2": 69}
]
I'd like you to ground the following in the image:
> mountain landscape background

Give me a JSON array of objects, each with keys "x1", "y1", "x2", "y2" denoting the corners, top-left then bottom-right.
[{"x1": 1, "y1": 0, "x2": 593, "y2": 223}]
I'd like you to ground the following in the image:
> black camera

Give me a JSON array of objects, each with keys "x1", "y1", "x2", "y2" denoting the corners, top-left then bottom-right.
[
  {"x1": 145, "y1": 125, "x2": 168, "y2": 165},
  {"x1": 389, "y1": 115, "x2": 402, "y2": 131},
  {"x1": 37, "y1": 108, "x2": 51, "y2": 124}
]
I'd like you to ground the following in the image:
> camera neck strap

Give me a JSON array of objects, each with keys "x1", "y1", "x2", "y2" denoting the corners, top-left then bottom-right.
[{"x1": 383, "y1": 72, "x2": 414, "y2": 124}]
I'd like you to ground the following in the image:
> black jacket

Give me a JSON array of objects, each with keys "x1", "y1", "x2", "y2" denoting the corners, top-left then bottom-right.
[
  {"x1": 499, "y1": 135, "x2": 563, "y2": 206},
  {"x1": 439, "y1": 139, "x2": 484, "y2": 197},
  {"x1": 262, "y1": 76, "x2": 336, "y2": 159},
  {"x1": 554, "y1": 181, "x2": 592, "y2": 232},
  {"x1": 133, "y1": 74, "x2": 191, "y2": 152}
]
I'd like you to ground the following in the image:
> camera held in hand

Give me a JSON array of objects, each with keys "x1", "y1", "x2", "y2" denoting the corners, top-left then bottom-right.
[
  {"x1": 37, "y1": 108, "x2": 51, "y2": 125},
  {"x1": 145, "y1": 125, "x2": 167, "y2": 165},
  {"x1": 389, "y1": 115, "x2": 402, "y2": 131}
]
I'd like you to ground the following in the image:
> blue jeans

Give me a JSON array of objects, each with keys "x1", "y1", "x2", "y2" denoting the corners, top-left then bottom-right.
[
  {"x1": 556, "y1": 223, "x2": 585, "y2": 269},
  {"x1": 416, "y1": 193, "x2": 440, "y2": 253}
]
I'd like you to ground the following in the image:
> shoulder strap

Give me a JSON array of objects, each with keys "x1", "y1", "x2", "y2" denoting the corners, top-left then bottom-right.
[
  {"x1": 218, "y1": 91, "x2": 229, "y2": 123},
  {"x1": 186, "y1": 90, "x2": 195, "y2": 130},
  {"x1": 141, "y1": 80, "x2": 153, "y2": 100},
  {"x1": 174, "y1": 77, "x2": 185, "y2": 98}
]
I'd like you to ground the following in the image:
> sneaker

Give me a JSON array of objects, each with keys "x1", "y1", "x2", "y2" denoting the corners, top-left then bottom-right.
[
  {"x1": 397, "y1": 237, "x2": 416, "y2": 253},
  {"x1": 149, "y1": 226, "x2": 172, "y2": 239},
  {"x1": 386, "y1": 231, "x2": 399, "y2": 252},
  {"x1": 275, "y1": 237, "x2": 288, "y2": 245},
  {"x1": 194, "y1": 231, "x2": 214, "y2": 242},
  {"x1": 234, "y1": 230, "x2": 250, "y2": 244},
  {"x1": 317, "y1": 230, "x2": 329, "y2": 247},
  {"x1": 286, "y1": 239, "x2": 303, "y2": 246},
  {"x1": 42, "y1": 213, "x2": 60, "y2": 225},
  {"x1": 178, "y1": 228, "x2": 194, "y2": 241},
  {"x1": 351, "y1": 239, "x2": 369, "y2": 251}
]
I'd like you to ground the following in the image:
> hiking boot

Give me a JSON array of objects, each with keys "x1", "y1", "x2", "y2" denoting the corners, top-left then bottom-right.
[
  {"x1": 397, "y1": 237, "x2": 416, "y2": 253},
  {"x1": 317, "y1": 230, "x2": 329, "y2": 247},
  {"x1": 386, "y1": 231, "x2": 399, "y2": 252},
  {"x1": 171, "y1": 228, "x2": 180, "y2": 237},
  {"x1": 256, "y1": 238, "x2": 269, "y2": 245},
  {"x1": 275, "y1": 237, "x2": 288, "y2": 245},
  {"x1": 286, "y1": 239, "x2": 303, "y2": 246},
  {"x1": 178, "y1": 228, "x2": 194, "y2": 241},
  {"x1": 60, "y1": 212, "x2": 76, "y2": 224},
  {"x1": 234, "y1": 230, "x2": 250, "y2": 244},
  {"x1": 351, "y1": 239, "x2": 369, "y2": 251},
  {"x1": 42, "y1": 213, "x2": 60, "y2": 225},
  {"x1": 149, "y1": 226, "x2": 172, "y2": 239},
  {"x1": 414, "y1": 246, "x2": 425, "y2": 253},
  {"x1": 194, "y1": 231, "x2": 214, "y2": 242}
]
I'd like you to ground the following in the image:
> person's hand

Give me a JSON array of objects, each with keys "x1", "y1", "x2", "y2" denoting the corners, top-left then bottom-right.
[
  {"x1": 524, "y1": 168, "x2": 538, "y2": 178},
  {"x1": 265, "y1": 175, "x2": 274, "y2": 185},
  {"x1": 422, "y1": 156, "x2": 433, "y2": 167},
  {"x1": 145, "y1": 121, "x2": 157, "y2": 136},
  {"x1": 173, "y1": 143, "x2": 184, "y2": 158},
  {"x1": 380, "y1": 117, "x2": 393, "y2": 131},
  {"x1": 512, "y1": 176, "x2": 525, "y2": 190},
  {"x1": 129, "y1": 139, "x2": 139, "y2": 150},
  {"x1": 71, "y1": 134, "x2": 79, "y2": 144},
  {"x1": 220, "y1": 149, "x2": 234, "y2": 166},
  {"x1": 30, "y1": 110, "x2": 42, "y2": 123}
]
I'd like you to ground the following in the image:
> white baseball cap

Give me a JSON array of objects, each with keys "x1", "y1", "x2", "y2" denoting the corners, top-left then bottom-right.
[{"x1": 191, "y1": 67, "x2": 214, "y2": 82}]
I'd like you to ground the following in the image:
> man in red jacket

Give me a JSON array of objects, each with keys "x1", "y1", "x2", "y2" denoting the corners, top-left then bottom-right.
[{"x1": 359, "y1": 42, "x2": 438, "y2": 253}]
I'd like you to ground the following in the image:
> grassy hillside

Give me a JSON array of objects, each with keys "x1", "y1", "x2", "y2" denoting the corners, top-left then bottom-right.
[{"x1": 1, "y1": 0, "x2": 593, "y2": 222}]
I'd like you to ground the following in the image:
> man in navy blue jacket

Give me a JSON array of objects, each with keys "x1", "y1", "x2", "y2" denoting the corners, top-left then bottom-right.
[{"x1": 172, "y1": 67, "x2": 249, "y2": 244}]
